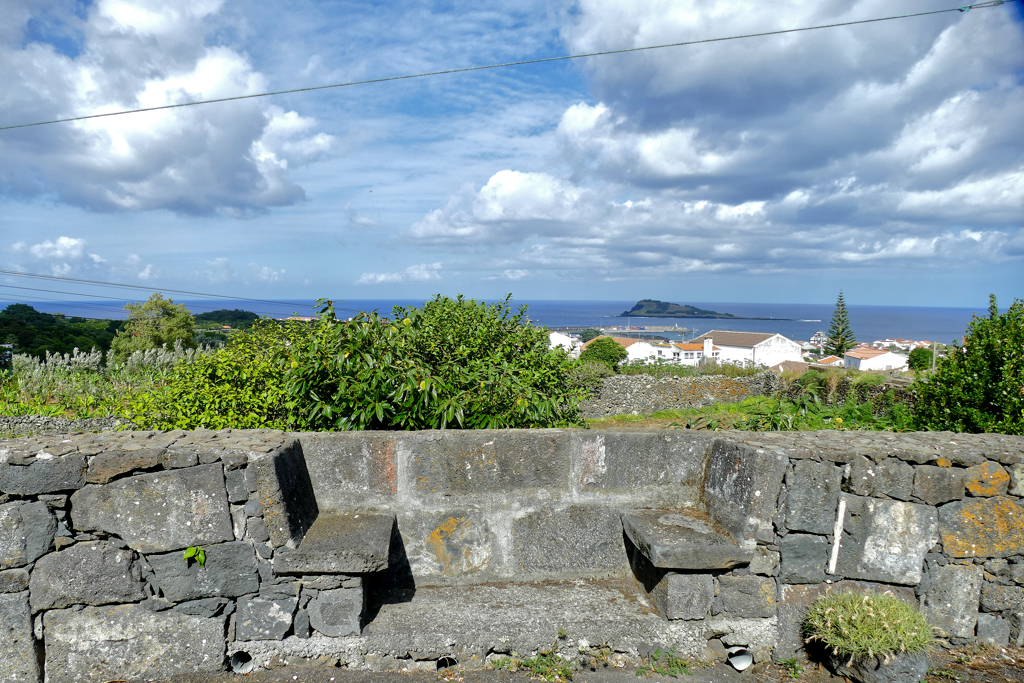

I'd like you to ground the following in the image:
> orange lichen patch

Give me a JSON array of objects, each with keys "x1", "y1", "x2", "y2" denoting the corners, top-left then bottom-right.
[
  {"x1": 965, "y1": 461, "x2": 1010, "y2": 497},
  {"x1": 940, "y1": 496, "x2": 1024, "y2": 558},
  {"x1": 936, "y1": 458, "x2": 953, "y2": 468},
  {"x1": 425, "y1": 516, "x2": 487, "y2": 575}
]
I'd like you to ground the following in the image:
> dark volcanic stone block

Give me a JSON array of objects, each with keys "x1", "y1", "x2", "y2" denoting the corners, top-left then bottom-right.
[
  {"x1": 148, "y1": 541, "x2": 258, "y2": 602},
  {"x1": 86, "y1": 448, "x2": 165, "y2": 484},
  {"x1": 236, "y1": 595, "x2": 297, "y2": 641},
  {"x1": 913, "y1": 466, "x2": 965, "y2": 506},
  {"x1": 779, "y1": 533, "x2": 828, "y2": 584},
  {"x1": 0, "y1": 454, "x2": 86, "y2": 495},
  {"x1": 43, "y1": 604, "x2": 226, "y2": 683},
  {"x1": 785, "y1": 461, "x2": 842, "y2": 535},
  {"x1": 273, "y1": 512, "x2": 394, "y2": 574},
  {"x1": 0, "y1": 568, "x2": 29, "y2": 593},
  {"x1": 307, "y1": 585, "x2": 364, "y2": 637},
  {"x1": 29, "y1": 541, "x2": 146, "y2": 611},
  {"x1": 920, "y1": 564, "x2": 982, "y2": 639},
  {"x1": 621, "y1": 509, "x2": 754, "y2": 570},
  {"x1": 834, "y1": 494, "x2": 937, "y2": 586},
  {"x1": 845, "y1": 456, "x2": 913, "y2": 501},
  {"x1": 70, "y1": 463, "x2": 233, "y2": 553},
  {"x1": 0, "y1": 500, "x2": 56, "y2": 569},
  {"x1": 0, "y1": 591, "x2": 38, "y2": 683},
  {"x1": 978, "y1": 613, "x2": 1011, "y2": 646},
  {"x1": 715, "y1": 575, "x2": 777, "y2": 618},
  {"x1": 658, "y1": 573, "x2": 714, "y2": 621},
  {"x1": 249, "y1": 438, "x2": 318, "y2": 549},
  {"x1": 703, "y1": 440, "x2": 787, "y2": 542}
]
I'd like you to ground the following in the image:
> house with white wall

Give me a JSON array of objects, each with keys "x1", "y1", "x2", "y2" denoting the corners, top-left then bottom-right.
[
  {"x1": 580, "y1": 336, "x2": 658, "y2": 365},
  {"x1": 689, "y1": 330, "x2": 802, "y2": 367},
  {"x1": 548, "y1": 331, "x2": 581, "y2": 359},
  {"x1": 844, "y1": 346, "x2": 908, "y2": 371}
]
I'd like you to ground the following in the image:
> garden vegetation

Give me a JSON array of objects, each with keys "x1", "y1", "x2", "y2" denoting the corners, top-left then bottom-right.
[{"x1": 1, "y1": 294, "x2": 1022, "y2": 436}]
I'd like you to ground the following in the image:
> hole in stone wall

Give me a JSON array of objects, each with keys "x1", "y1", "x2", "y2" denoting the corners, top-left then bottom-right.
[
  {"x1": 231, "y1": 651, "x2": 255, "y2": 674},
  {"x1": 437, "y1": 656, "x2": 458, "y2": 670}
]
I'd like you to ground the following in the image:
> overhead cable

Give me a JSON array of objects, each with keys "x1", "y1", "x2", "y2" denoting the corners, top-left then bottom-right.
[
  {"x1": 0, "y1": 0, "x2": 1018, "y2": 132},
  {"x1": 0, "y1": 269, "x2": 312, "y2": 309}
]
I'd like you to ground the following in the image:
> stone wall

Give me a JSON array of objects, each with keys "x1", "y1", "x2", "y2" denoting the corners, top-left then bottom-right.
[
  {"x1": 581, "y1": 371, "x2": 778, "y2": 418},
  {"x1": 3, "y1": 427, "x2": 1024, "y2": 680},
  {"x1": 0, "y1": 415, "x2": 134, "y2": 436}
]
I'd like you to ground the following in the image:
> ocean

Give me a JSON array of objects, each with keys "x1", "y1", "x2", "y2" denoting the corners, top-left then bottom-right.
[{"x1": 2, "y1": 297, "x2": 989, "y2": 345}]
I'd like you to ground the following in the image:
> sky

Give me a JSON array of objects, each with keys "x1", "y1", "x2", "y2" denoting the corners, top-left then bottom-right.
[{"x1": 1, "y1": 0, "x2": 1022, "y2": 309}]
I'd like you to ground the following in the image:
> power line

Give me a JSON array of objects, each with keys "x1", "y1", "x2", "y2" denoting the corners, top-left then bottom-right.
[
  {"x1": 0, "y1": 283, "x2": 280, "y2": 315},
  {"x1": 0, "y1": 0, "x2": 1017, "y2": 132},
  {"x1": 0, "y1": 269, "x2": 313, "y2": 309}
]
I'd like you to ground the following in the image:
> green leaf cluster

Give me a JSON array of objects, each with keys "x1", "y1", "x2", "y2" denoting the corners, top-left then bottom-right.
[
  {"x1": 578, "y1": 336, "x2": 628, "y2": 371},
  {"x1": 183, "y1": 545, "x2": 206, "y2": 567},
  {"x1": 803, "y1": 591, "x2": 933, "y2": 664},
  {"x1": 110, "y1": 294, "x2": 196, "y2": 364},
  {"x1": 914, "y1": 295, "x2": 1024, "y2": 435},
  {"x1": 907, "y1": 346, "x2": 934, "y2": 372},
  {"x1": 127, "y1": 295, "x2": 586, "y2": 431}
]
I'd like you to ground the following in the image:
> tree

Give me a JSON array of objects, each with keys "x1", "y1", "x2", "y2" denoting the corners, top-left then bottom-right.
[
  {"x1": 914, "y1": 295, "x2": 1024, "y2": 435},
  {"x1": 825, "y1": 291, "x2": 857, "y2": 356},
  {"x1": 579, "y1": 328, "x2": 602, "y2": 343},
  {"x1": 579, "y1": 336, "x2": 629, "y2": 370},
  {"x1": 110, "y1": 293, "x2": 196, "y2": 364},
  {"x1": 907, "y1": 347, "x2": 933, "y2": 372}
]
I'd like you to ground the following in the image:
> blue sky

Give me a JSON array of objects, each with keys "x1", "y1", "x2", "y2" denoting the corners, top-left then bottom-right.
[{"x1": 1, "y1": 0, "x2": 1022, "y2": 308}]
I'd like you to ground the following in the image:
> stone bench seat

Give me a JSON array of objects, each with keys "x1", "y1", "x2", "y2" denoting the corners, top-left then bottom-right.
[
  {"x1": 621, "y1": 508, "x2": 755, "y2": 570},
  {"x1": 273, "y1": 511, "x2": 395, "y2": 575}
]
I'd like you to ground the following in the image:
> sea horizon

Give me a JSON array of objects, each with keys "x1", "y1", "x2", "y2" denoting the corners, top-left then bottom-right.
[{"x1": 1, "y1": 297, "x2": 995, "y2": 346}]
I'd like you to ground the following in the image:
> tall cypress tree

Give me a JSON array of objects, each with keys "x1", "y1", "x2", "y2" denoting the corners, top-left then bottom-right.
[{"x1": 825, "y1": 291, "x2": 857, "y2": 356}]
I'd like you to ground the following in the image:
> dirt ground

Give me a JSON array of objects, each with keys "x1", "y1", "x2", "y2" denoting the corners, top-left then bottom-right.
[{"x1": 134, "y1": 646, "x2": 1024, "y2": 683}]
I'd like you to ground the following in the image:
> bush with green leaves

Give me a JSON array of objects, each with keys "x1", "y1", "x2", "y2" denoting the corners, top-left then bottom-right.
[
  {"x1": 128, "y1": 295, "x2": 586, "y2": 431},
  {"x1": 124, "y1": 318, "x2": 298, "y2": 430},
  {"x1": 110, "y1": 293, "x2": 196, "y2": 364},
  {"x1": 907, "y1": 346, "x2": 933, "y2": 372},
  {"x1": 578, "y1": 336, "x2": 628, "y2": 370},
  {"x1": 579, "y1": 328, "x2": 602, "y2": 343},
  {"x1": 914, "y1": 295, "x2": 1024, "y2": 435},
  {"x1": 804, "y1": 591, "x2": 934, "y2": 665}
]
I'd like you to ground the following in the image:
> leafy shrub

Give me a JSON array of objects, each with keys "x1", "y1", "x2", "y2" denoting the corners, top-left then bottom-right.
[
  {"x1": 125, "y1": 320, "x2": 297, "y2": 430},
  {"x1": 907, "y1": 346, "x2": 933, "y2": 371},
  {"x1": 578, "y1": 337, "x2": 628, "y2": 370},
  {"x1": 567, "y1": 361, "x2": 614, "y2": 397},
  {"x1": 804, "y1": 591, "x2": 933, "y2": 664},
  {"x1": 579, "y1": 328, "x2": 602, "y2": 343},
  {"x1": 128, "y1": 295, "x2": 586, "y2": 431},
  {"x1": 914, "y1": 295, "x2": 1024, "y2": 435}
]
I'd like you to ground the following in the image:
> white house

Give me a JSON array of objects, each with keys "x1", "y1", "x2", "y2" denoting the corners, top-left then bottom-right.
[
  {"x1": 816, "y1": 355, "x2": 845, "y2": 367},
  {"x1": 548, "y1": 331, "x2": 581, "y2": 359},
  {"x1": 844, "y1": 346, "x2": 908, "y2": 371},
  {"x1": 689, "y1": 330, "x2": 802, "y2": 367}
]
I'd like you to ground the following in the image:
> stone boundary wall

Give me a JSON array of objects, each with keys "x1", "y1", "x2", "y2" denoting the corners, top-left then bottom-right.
[
  {"x1": 581, "y1": 371, "x2": 779, "y2": 418},
  {"x1": 0, "y1": 415, "x2": 134, "y2": 435},
  {"x1": 3, "y1": 428, "x2": 1024, "y2": 681}
]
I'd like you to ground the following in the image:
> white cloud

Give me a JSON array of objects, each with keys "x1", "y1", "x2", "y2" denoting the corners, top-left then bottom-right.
[
  {"x1": 10, "y1": 242, "x2": 26, "y2": 253},
  {"x1": 30, "y1": 237, "x2": 85, "y2": 260},
  {"x1": 249, "y1": 263, "x2": 285, "y2": 283},
  {"x1": 0, "y1": 0, "x2": 336, "y2": 215},
  {"x1": 357, "y1": 262, "x2": 442, "y2": 285},
  {"x1": 137, "y1": 263, "x2": 158, "y2": 280}
]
